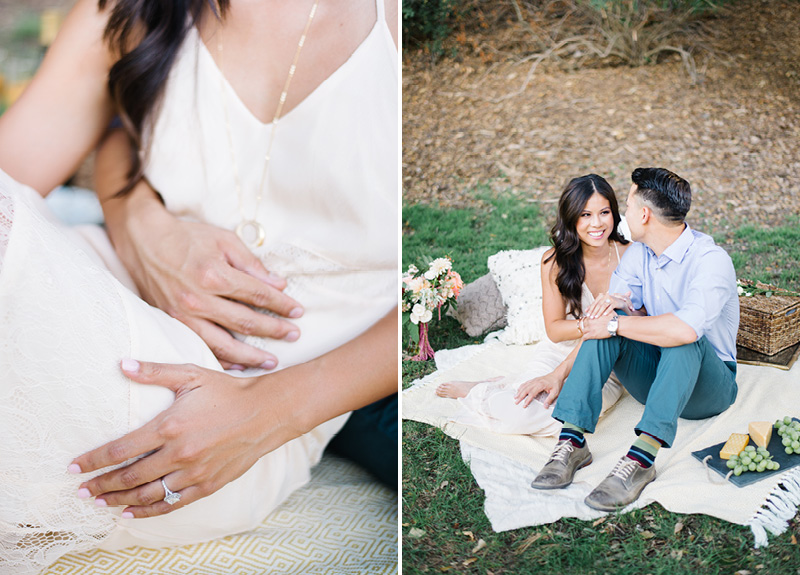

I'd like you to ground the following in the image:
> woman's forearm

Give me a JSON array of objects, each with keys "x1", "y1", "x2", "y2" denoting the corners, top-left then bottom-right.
[
  {"x1": 546, "y1": 317, "x2": 584, "y2": 343},
  {"x1": 552, "y1": 342, "x2": 581, "y2": 381},
  {"x1": 256, "y1": 308, "x2": 398, "y2": 439}
]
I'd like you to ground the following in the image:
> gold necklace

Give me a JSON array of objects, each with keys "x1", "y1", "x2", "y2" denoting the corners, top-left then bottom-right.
[{"x1": 218, "y1": 0, "x2": 320, "y2": 248}]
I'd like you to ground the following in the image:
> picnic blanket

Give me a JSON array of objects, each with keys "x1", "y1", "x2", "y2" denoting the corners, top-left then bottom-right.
[
  {"x1": 43, "y1": 454, "x2": 397, "y2": 574},
  {"x1": 403, "y1": 339, "x2": 800, "y2": 547}
]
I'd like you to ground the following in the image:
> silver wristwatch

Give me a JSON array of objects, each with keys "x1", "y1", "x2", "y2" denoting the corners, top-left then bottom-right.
[{"x1": 607, "y1": 314, "x2": 619, "y2": 337}]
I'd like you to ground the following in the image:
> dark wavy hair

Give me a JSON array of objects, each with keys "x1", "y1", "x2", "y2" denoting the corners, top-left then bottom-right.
[
  {"x1": 543, "y1": 174, "x2": 628, "y2": 319},
  {"x1": 631, "y1": 167, "x2": 691, "y2": 224},
  {"x1": 98, "y1": 0, "x2": 229, "y2": 194}
]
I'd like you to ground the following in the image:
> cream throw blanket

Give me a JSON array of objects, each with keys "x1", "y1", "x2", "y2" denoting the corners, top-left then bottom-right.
[{"x1": 403, "y1": 339, "x2": 800, "y2": 547}]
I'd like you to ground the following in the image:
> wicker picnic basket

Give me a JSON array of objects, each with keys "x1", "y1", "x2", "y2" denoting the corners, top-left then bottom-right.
[{"x1": 737, "y1": 282, "x2": 800, "y2": 355}]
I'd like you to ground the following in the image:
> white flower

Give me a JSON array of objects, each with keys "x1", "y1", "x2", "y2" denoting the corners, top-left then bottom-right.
[
  {"x1": 424, "y1": 258, "x2": 452, "y2": 280},
  {"x1": 407, "y1": 264, "x2": 419, "y2": 275},
  {"x1": 410, "y1": 303, "x2": 433, "y2": 325},
  {"x1": 737, "y1": 285, "x2": 744, "y2": 296}
]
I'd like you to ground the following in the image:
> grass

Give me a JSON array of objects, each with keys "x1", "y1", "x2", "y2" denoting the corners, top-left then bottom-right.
[{"x1": 402, "y1": 192, "x2": 800, "y2": 574}]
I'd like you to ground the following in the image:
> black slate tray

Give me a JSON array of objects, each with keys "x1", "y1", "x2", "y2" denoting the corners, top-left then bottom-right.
[{"x1": 692, "y1": 418, "x2": 800, "y2": 487}]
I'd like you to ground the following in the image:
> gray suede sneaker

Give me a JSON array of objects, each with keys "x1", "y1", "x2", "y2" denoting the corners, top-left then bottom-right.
[
  {"x1": 530, "y1": 440, "x2": 592, "y2": 490},
  {"x1": 584, "y1": 455, "x2": 656, "y2": 511}
]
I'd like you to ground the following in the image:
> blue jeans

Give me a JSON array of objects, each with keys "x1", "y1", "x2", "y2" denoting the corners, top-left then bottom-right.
[
  {"x1": 325, "y1": 394, "x2": 397, "y2": 490},
  {"x1": 552, "y1": 336, "x2": 738, "y2": 447}
]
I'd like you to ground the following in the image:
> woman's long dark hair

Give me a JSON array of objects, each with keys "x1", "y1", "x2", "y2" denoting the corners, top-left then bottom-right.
[
  {"x1": 98, "y1": 0, "x2": 229, "y2": 194},
  {"x1": 543, "y1": 174, "x2": 628, "y2": 319}
]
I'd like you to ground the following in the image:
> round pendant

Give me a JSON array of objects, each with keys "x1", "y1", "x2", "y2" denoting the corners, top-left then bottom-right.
[{"x1": 235, "y1": 220, "x2": 266, "y2": 248}]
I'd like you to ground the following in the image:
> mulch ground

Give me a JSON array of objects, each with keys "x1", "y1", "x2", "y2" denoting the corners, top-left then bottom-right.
[{"x1": 402, "y1": 0, "x2": 800, "y2": 233}]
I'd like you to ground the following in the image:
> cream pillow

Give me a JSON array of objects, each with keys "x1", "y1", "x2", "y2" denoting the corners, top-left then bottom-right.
[{"x1": 487, "y1": 246, "x2": 550, "y2": 345}]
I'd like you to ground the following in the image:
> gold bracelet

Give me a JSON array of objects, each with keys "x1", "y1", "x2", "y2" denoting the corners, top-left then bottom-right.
[{"x1": 577, "y1": 317, "x2": 584, "y2": 334}]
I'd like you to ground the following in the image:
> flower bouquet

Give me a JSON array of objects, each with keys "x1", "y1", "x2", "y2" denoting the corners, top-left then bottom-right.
[{"x1": 402, "y1": 257, "x2": 463, "y2": 361}]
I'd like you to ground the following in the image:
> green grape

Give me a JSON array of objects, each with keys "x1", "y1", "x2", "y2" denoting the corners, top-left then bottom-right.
[
  {"x1": 793, "y1": 441, "x2": 800, "y2": 450},
  {"x1": 755, "y1": 454, "x2": 763, "y2": 463},
  {"x1": 741, "y1": 456, "x2": 752, "y2": 465},
  {"x1": 786, "y1": 447, "x2": 794, "y2": 455},
  {"x1": 745, "y1": 445, "x2": 756, "y2": 452},
  {"x1": 783, "y1": 437, "x2": 792, "y2": 446},
  {"x1": 773, "y1": 462, "x2": 781, "y2": 470},
  {"x1": 757, "y1": 462, "x2": 767, "y2": 472},
  {"x1": 727, "y1": 459, "x2": 737, "y2": 469},
  {"x1": 734, "y1": 466, "x2": 743, "y2": 476},
  {"x1": 785, "y1": 416, "x2": 793, "y2": 425}
]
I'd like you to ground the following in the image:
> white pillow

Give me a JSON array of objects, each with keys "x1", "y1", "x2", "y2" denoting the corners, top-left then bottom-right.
[{"x1": 487, "y1": 246, "x2": 550, "y2": 345}]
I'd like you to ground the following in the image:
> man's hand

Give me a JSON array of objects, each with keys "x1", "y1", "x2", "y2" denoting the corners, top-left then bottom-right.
[{"x1": 580, "y1": 314, "x2": 614, "y2": 340}]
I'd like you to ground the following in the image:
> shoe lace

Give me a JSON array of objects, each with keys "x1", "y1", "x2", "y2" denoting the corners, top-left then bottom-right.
[
  {"x1": 610, "y1": 458, "x2": 638, "y2": 481},
  {"x1": 548, "y1": 441, "x2": 575, "y2": 465}
]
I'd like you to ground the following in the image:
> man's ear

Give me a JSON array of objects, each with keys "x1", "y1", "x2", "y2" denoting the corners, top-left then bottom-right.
[{"x1": 640, "y1": 205, "x2": 651, "y2": 225}]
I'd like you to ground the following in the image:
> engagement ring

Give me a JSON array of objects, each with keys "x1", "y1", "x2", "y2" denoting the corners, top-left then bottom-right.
[
  {"x1": 161, "y1": 478, "x2": 181, "y2": 505},
  {"x1": 605, "y1": 298, "x2": 611, "y2": 303}
]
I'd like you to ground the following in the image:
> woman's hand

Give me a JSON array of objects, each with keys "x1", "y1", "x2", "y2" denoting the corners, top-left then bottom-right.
[
  {"x1": 514, "y1": 371, "x2": 563, "y2": 409},
  {"x1": 96, "y1": 129, "x2": 303, "y2": 370},
  {"x1": 583, "y1": 291, "x2": 633, "y2": 319},
  {"x1": 69, "y1": 309, "x2": 397, "y2": 518},
  {"x1": 69, "y1": 360, "x2": 304, "y2": 518}
]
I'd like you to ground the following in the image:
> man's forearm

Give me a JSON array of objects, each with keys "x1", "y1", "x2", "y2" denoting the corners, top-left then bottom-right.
[{"x1": 616, "y1": 313, "x2": 697, "y2": 347}]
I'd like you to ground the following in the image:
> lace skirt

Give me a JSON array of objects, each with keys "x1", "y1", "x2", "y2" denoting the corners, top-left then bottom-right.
[
  {"x1": 0, "y1": 172, "x2": 360, "y2": 574},
  {"x1": 450, "y1": 339, "x2": 625, "y2": 435}
]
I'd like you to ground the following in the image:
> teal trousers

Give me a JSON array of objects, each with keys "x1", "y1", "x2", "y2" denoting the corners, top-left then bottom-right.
[{"x1": 552, "y1": 335, "x2": 738, "y2": 447}]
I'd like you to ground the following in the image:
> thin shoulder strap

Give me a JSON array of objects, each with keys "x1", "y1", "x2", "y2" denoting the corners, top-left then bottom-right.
[
  {"x1": 375, "y1": 0, "x2": 385, "y2": 21},
  {"x1": 614, "y1": 240, "x2": 621, "y2": 263}
]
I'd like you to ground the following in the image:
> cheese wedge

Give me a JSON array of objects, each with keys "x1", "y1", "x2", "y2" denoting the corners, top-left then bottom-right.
[
  {"x1": 748, "y1": 421, "x2": 773, "y2": 449},
  {"x1": 720, "y1": 433, "x2": 749, "y2": 460}
]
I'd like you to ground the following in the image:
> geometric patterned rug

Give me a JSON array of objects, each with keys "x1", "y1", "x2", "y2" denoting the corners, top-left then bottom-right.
[{"x1": 43, "y1": 455, "x2": 398, "y2": 574}]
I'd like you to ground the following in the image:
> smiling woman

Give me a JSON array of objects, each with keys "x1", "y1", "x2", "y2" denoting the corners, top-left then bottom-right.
[
  {"x1": 434, "y1": 174, "x2": 628, "y2": 435},
  {"x1": 0, "y1": 0, "x2": 398, "y2": 573}
]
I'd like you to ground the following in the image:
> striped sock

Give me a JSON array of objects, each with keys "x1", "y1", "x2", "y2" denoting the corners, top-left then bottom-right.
[
  {"x1": 559, "y1": 423, "x2": 586, "y2": 448},
  {"x1": 627, "y1": 432, "x2": 662, "y2": 468}
]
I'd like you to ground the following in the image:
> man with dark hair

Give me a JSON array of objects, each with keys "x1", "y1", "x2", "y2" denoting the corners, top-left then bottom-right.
[{"x1": 530, "y1": 167, "x2": 739, "y2": 511}]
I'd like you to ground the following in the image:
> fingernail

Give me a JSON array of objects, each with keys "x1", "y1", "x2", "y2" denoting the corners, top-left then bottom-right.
[
  {"x1": 121, "y1": 511, "x2": 134, "y2": 519},
  {"x1": 121, "y1": 359, "x2": 140, "y2": 373},
  {"x1": 288, "y1": 307, "x2": 304, "y2": 319},
  {"x1": 67, "y1": 463, "x2": 82, "y2": 474},
  {"x1": 94, "y1": 498, "x2": 107, "y2": 508},
  {"x1": 260, "y1": 359, "x2": 277, "y2": 370},
  {"x1": 77, "y1": 488, "x2": 91, "y2": 499},
  {"x1": 284, "y1": 330, "x2": 300, "y2": 342}
]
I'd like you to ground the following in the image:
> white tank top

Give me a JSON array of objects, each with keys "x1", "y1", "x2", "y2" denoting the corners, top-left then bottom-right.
[{"x1": 143, "y1": 2, "x2": 398, "y2": 366}]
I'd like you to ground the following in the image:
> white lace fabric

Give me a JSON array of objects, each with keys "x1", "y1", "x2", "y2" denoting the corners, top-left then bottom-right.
[
  {"x1": 0, "y1": 174, "x2": 131, "y2": 575},
  {"x1": 0, "y1": 184, "x2": 12, "y2": 270}
]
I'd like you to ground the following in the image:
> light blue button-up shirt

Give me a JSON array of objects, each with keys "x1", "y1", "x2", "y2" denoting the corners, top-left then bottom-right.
[{"x1": 609, "y1": 224, "x2": 739, "y2": 362}]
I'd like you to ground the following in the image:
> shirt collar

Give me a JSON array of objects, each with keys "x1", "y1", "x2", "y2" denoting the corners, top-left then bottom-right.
[{"x1": 660, "y1": 223, "x2": 693, "y2": 264}]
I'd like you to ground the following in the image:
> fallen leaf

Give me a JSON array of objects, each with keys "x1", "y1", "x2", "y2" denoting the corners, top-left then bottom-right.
[
  {"x1": 462, "y1": 530, "x2": 475, "y2": 541},
  {"x1": 402, "y1": 523, "x2": 410, "y2": 527},
  {"x1": 640, "y1": 530, "x2": 655, "y2": 540},
  {"x1": 408, "y1": 527, "x2": 426, "y2": 538},
  {"x1": 515, "y1": 532, "x2": 545, "y2": 554},
  {"x1": 674, "y1": 521, "x2": 684, "y2": 535},
  {"x1": 463, "y1": 557, "x2": 478, "y2": 566},
  {"x1": 472, "y1": 539, "x2": 487, "y2": 554},
  {"x1": 734, "y1": 571, "x2": 751, "y2": 575},
  {"x1": 439, "y1": 567, "x2": 452, "y2": 572},
  {"x1": 592, "y1": 517, "x2": 607, "y2": 527},
  {"x1": 792, "y1": 534, "x2": 797, "y2": 545},
  {"x1": 438, "y1": 480, "x2": 449, "y2": 491},
  {"x1": 670, "y1": 550, "x2": 684, "y2": 560}
]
